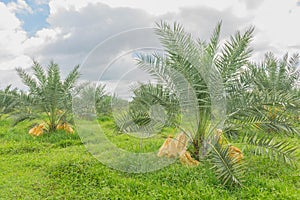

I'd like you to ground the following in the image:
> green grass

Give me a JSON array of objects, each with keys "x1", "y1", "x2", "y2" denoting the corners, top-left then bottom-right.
[{"x1": 0, "y1": 117, "x2": 299, "y2": 199}]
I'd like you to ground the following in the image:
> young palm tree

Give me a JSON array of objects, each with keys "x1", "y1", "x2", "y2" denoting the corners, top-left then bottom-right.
[
  {"x1": 117, "y1": 21, "x2": 298, "y2": 186},
  {"x1": 226, "y1": 53, "x2": 300, "y2": 135},
  {"x1": 16, "y1": 60, "x2": 80, "y2": 132},
  {"x1": 73, "y1": 83, "x2": 113, "y2": 119},
  {"x1": 0, "y1": 85, "x2": 19, "y2": 116},
  {"x1": 114, "y1": 83, "x2": 180, "y2": 135}
]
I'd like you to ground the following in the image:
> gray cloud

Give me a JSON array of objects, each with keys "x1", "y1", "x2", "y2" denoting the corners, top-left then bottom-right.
[
  {"x1": 43, "y1": 3, "x2": 154, "y2": 56},
  {"x1": 30, "y1": 4, "x2": 254, "y2": 80},
  {"x1": 288, "y1": 45, "x2": 300, "y2": 49},
  {"x1": 28, "y1": 3, "x2": 159, "y2": 82},
  {"x1": 18, "y1": 2, "x2": 281, "y2": 94},
  {"x1": 159, "y1": 6, "x2": 252, "y2": 40},
  {"x1": 242, "y1": 0, "x2": 265, "y2": 10}
]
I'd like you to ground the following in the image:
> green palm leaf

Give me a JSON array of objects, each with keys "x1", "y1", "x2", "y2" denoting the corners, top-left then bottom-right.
[
  {"x1": 242, "y1": 134, "x2": 297, "y2": 166},
  {"x1": 210, "y1": 143, "x2": 245, "y2": 187}
]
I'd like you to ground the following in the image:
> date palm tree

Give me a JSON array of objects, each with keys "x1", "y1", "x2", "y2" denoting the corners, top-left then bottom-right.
[
  {"x1": 117, "y1": 21, "x2": 298, "y2": 186},
  {"x1": 225, "y1": 53, "x2": 299, "y2": 135},
  {"x1": 73, "y1": 83, "x2": 113, "y2": 119},
  {"x1": 16, "y1": 60, "x2": 80, "y2": 132},
  {"x1": 0, "y1": 85, "x2": 18, "y2": 116}
]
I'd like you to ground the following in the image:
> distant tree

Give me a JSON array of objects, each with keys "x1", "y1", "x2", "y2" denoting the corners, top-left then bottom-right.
[
  {"x1": 0, "y1": 85, "x2": 19, "y2": 116},
  {"x1": 73, "y1": 83, "x2": 113, "y2": 119}
]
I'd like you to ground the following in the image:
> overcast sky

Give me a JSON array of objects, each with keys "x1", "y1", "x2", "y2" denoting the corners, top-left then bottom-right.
[{"x1": 0, "y1": 0, "x2": 300, "y2": 90}]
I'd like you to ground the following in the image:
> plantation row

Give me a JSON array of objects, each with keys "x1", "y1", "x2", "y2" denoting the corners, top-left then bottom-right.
[{"x1": 0, "y1": 21, "x2": 299, "y2": 188}]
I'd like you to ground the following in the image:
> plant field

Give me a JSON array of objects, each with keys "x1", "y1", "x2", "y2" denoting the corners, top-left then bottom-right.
[
  {"x1": 0, "y1": 118, "x2": 299, "y2": 200},
  {"x1": 0, "y1": 21, "x2": 299, "y2": 199}
]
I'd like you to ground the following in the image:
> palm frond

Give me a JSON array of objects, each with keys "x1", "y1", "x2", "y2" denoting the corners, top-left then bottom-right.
[
  {"x1": 0, "y1": 85, "x2": 19, "y2": 114},
  {"x1": 114, "y1": 109, "x2": 165, "y2": 137},
  {"x1": 216, "y1": 26, "x2": 254, "y2": 80},
  {"x1": 242, "y1": 134, "x2": 297, "y2": 166},
  {"x1": 206, "y1": 21, "x2": 222, "y2": 59},
  {"x1": 209, "y1": 143, "x2": 245, "y2": 187},
  {"x1": 63, "y1": 65, "x2": 80, "y2": 91},
  {"x1": 155, "y1": 21, "x2": 206, "y2": 84},
  {"x1": 32, "y1": 60, "x2": 47, "y2": 86},
  {"x1": 228, "y1": 87, "x2": 299, "y2": 135},
  {"x1": 16, "y1": 67, "x2": 39, "y2": 94}
]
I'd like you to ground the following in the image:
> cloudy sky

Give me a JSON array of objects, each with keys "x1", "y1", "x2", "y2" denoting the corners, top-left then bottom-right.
[{"x1": 0, "y1": 0, "x2": 300, "y2": 90}]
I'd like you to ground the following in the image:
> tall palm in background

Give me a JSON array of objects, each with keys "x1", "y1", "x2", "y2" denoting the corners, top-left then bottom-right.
[
  {"x1": 16, "y1": 61, "x2": 80, "y2": 132},
  {"x1": 226, "y1": 52, "x2": 299, "y2": 134},
  {"x1": 118, "y1": 21, "x2": 298, "y2": 186}
]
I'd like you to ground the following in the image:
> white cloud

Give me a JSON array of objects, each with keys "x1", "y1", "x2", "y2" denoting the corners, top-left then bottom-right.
[
  {"x1": 0, "y1": 2, "x2": 22, "y2": 30},
  {"x1": 0, "y1": 2, "x2": 32, "y2": 71},
  {"x1": 0, "y1": 55, "x2": 32, "y2": 70},
  {"x1": 47, "y1": 0, "x2": 247, "y2": 15},
  {"x1": 48, "y1": 0, "x2": 93, "y2": 14},
  {"x1": 248, "y1": 0, "x2": 300, "y2": 57},
  {"x1": 34, "y1": 0, "x2": 49, "y2": 5},
  {"x1": 7, "y1": 0, "x2": 33, "y2": 14},
  {"x1": 0, "y1": 69, "x2": 24, "y2": 89}
]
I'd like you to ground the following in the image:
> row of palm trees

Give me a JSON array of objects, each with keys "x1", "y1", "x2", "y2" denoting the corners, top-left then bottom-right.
[{"x1": 0, "y1": 21, "x2": 299, "y2": 187}]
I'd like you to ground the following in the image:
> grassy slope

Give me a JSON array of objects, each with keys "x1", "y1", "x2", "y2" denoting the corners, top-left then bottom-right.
[{"x1": 0, "y1": 118, "x2": 299, "y2": 200}]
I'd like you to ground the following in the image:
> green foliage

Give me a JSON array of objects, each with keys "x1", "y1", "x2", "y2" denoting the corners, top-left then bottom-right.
[
  {"x1": 227, "y1": 53, "x2": 300, "y2": 135},
  {"x1": 251, "y1": 53, "x2": 299, "y2": 91},
  {"x1": 73, "y1": 83, "x2": 114, "y2": 119},
  {"x1": 242, "y1": 134, "x2": 297, "y2": 166},
  {"x1": 0, "y1": 117, "x2": 299, "y2": 199},
  {"x1": 119, "y1": 21, "x2": 299, "y2": 187},
  {"x1": 210, "y1": 143, "x2": 245, "y2": 187},
  {"x1": 0, "y1": 20, "x2": 298, "y2": 191},
  {"x1": 15, "y1": 60, "x2": 80, "y2": 132},
  {"x1": 215, "y1": 25, "x2": 254, "y2": 81},
  {"x1": 132, "y1": 21, "x2": 252, "y2": 186},
  {"x1": 129, "y1": 83, "x2": 180, "y2": 126},
  {"x1": 0, "y1": 85, "x2": 20, "y2": 115},
  {"x1": 95, "y1": 84, "x2": 113, "y2": 116}
]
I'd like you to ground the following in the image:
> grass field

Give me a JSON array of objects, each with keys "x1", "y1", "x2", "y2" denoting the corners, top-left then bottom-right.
[{"x1": 0, "y1": 117, "x2": 299, "y2": 200}]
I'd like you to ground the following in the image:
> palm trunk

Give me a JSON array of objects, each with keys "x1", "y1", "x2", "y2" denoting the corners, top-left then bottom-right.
[{"x1": 49, "y1": 106, "x2": 57, "y2": 132}]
